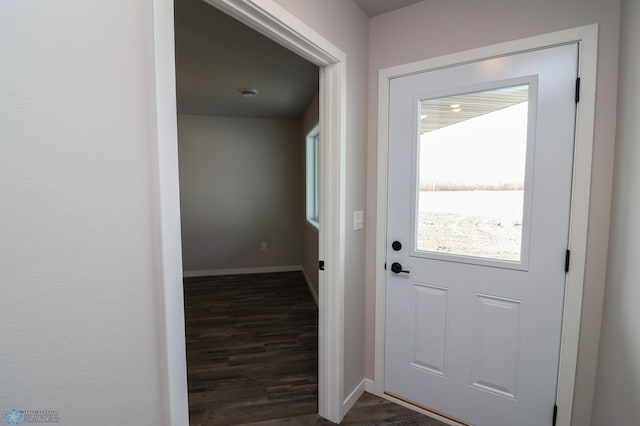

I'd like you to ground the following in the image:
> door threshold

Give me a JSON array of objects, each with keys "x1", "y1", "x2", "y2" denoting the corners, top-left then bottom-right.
[{"x1": 383, "y1": 391, "x2": 471, "y2": 426}]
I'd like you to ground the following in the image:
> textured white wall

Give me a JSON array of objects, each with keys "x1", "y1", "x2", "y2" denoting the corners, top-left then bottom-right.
[
  {"x1": 177, "y1": 115, "x2": 303, "y2": 273},
  {"x1": 0, "y1": 1, "x2": 167, "y2": 424},
  {"x1": 592, "y1": 0, "x2": 640, "y2": 423},
  {"x1": 302, "y1": 93, "x2": 320, "y2": 297},
  {"x1": 273, "y1": 0, "x2": 370, "y2": 398},
  {"x1": 365, "y1": 2, "x2": 620, "y2": 425}
]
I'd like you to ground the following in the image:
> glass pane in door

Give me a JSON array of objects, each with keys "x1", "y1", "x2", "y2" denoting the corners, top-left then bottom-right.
[{"x1": 416, "y1": 84, "x2": 530, "y2": 262}]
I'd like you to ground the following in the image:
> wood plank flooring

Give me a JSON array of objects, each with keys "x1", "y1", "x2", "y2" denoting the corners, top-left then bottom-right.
[{"x1": 184, "y1": 271, "x2": 446, "y2": 425}]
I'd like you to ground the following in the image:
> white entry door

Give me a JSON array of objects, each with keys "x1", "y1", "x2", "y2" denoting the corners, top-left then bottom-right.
[{"x1": 385, "y1": 44, "x2": 578, "y2": 426}]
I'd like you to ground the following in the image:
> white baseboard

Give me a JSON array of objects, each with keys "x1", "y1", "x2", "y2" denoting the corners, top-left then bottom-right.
[
  {"x1": 364, "y1": 378, "x2": 375, "y2": 393},
  {"x1": 301, "y1": 267, "x2": 319, "y2": 306},
  {"x1": 183, "y1": 265, "x2": 302, "y2": 278},
  {"x1": 343, "y1": 379, "x2": 366, "y2": 417}
]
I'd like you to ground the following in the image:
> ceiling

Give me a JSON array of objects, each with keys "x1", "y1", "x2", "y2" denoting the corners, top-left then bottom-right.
[
  {"x1": 174, "y1": 0, "x2": 319, "y2": 118},
  {"x1": 353, "y1": 0, "x2": 424, "y2": 17},
  {"x1": 421, "y1": 85, "x2": 530, "y2": 133}
]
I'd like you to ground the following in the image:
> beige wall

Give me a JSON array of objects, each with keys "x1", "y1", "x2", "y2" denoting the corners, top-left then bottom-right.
[
  {"x1": 0, "y1": 1, "x2": 165, "y2": 424},
  {"x1": 365, "y1": 2, "x2": 620, "y2": 425},
  {"x1": 592, "y1": 0, "x2": 640, "y2": 423},
  {"x1": 177, "y1": 115, "x2": 303, "y2": 273},
  {"x1": 274, "y1": 0, "x2": 370, "y2": 397},
  {"x1": 302, "y1": 92, "x2": 320, "y2": 298}
]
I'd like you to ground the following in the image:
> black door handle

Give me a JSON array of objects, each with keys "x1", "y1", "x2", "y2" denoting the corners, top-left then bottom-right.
[{"x1": 391, "y1": 262, "x2": 410, "y2": 274}]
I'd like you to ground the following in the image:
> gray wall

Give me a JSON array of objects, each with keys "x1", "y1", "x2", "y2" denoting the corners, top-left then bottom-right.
[
  {"x1": 2, "y1": 1, "x2": 632, "y2": 424},
  {"x1": 592, "y1": 0, "x2": 640, "y2": 423},
  {"x1": 0, "y1": 2, "x2": 166, "y2": 424},
  {"x1": 302, "y1": 92, "x2": 320, "y2": 299},
  {"x1": 178, "y1": 115, "x2": 303, "y2": 273},
  {"x1": 366, "y1": 2, "x2": 620, "y2": 424}
]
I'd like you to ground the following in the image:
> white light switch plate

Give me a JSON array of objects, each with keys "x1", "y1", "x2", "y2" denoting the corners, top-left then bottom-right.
[{"x1": 353, "y1": 210, "x2": 364, "y2": 230}]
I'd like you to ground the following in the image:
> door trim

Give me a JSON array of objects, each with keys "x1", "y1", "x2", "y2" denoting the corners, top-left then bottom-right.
[
  {"x1": 151, "y1": 0, "x2": 348, "y2": 423},
  {"x1": 374, "y1": 24, "x2": 598, "y2": 426}
]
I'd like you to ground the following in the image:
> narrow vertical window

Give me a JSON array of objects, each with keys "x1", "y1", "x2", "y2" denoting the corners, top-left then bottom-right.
[{"x1": 306, "y1": 124, "x2": 320, "y2": 228}]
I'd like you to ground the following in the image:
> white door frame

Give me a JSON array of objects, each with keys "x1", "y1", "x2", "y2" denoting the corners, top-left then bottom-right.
[
  {"x1": 374, "y1": 25, "x2": 598, "y2": 426},
  {"x1": 151, "y1": 0, "x2": 348, "y2": 424}
]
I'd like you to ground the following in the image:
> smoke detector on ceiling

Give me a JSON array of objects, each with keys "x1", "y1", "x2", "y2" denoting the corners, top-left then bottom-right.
[{"x1": 238, "y1": 88, "x2": 259, "y2": 98}]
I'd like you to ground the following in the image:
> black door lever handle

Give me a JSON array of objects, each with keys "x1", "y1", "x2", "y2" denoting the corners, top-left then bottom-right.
[{"x1": 391, "y1": 262, "x2": 410, "y2": 274}]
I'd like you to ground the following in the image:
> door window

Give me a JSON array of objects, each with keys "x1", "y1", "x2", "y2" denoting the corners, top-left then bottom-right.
[{"x1": 412, "y1": 81, "x2": 536, "y2": 268}]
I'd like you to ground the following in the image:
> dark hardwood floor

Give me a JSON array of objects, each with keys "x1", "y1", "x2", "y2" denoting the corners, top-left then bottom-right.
[{"x1": 184, "y1": 271, "x2": 446, "y2": 425}]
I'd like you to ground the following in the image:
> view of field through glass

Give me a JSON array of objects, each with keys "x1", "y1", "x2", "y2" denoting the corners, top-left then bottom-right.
[{"x1": 417, "y1": 84, "x2": 529, "y2": 261}]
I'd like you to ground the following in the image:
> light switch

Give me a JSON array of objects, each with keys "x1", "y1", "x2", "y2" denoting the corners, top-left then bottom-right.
[{"x1": 353, "y1": 210, "x2": 364, "y2": 230}]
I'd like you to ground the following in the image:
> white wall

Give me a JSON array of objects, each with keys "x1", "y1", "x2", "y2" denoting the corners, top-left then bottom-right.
[
  {"x1": 0, "y1": 1, "x2": 167, "y2": 425},
  {"x1": 177, "y1": 115, "x2": 303, "y2": 274},
  {"x1": 365, "y1": 2, "x2": 620, "y2": 425},
  {"x1": 273, "y1": 0, "x2": 370, "y2": 398},
  {"x1": 302, "y1": 93, "x2": 320, "y2": 298},
  {"x1": 592, "y1": 0, "x2": 640, "y2": 423}
]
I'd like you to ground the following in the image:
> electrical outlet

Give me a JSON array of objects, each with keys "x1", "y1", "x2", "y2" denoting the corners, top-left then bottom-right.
[{"x1": 261, "y1": 241, "x2": 268, "y2": 250}]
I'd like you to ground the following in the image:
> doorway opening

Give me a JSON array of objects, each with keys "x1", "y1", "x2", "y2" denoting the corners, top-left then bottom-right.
[
  {"x1": 152, "y1": 0, "x2": 348, "y2": 423},
  {"x1": 174, "y1": 0, "x2": 319, "y2": 423}
]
